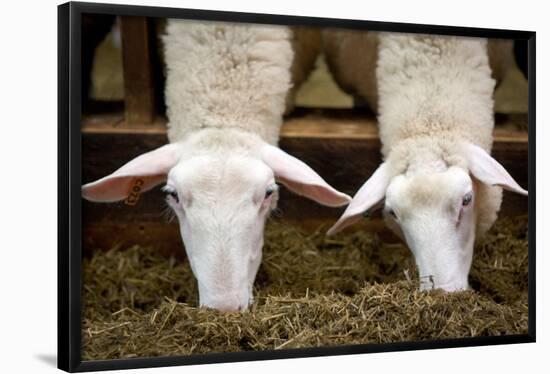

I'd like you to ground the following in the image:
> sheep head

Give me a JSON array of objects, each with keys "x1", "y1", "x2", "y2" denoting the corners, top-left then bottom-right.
[
  {"x1": 328, "y1": 142, "x2": 527, "y2": 292},
  {"x1": 82, "y1": 131, "x2": 350, "y2": 312}
]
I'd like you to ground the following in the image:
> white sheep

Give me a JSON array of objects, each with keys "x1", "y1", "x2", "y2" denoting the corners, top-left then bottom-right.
[
  {"x1": 82, "y1": 20, "x2": 350, "y2": 312},
  {"x1": 328, "y1": 32, "x2": 527, "y2": 292}
]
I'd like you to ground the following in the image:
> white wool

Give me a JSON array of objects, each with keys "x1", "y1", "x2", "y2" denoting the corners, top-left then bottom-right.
[
  {"x1": 377, "y1": 33, "x2": 495, "y2": 156},
  {"x1": 163, "y1": 20, "x2": 294, "y2": 145}
]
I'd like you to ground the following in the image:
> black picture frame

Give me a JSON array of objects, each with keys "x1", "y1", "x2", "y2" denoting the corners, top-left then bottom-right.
[{"x1": 58, "y1": 1, "x2": 536, "y2": 372}]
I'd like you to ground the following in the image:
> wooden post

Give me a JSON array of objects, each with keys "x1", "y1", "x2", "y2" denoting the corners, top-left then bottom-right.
[{"x1": 120, "y1": 16, "x2": 156, "y2": 124}]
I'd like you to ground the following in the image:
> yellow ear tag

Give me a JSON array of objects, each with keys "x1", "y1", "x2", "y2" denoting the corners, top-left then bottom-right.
[{"x1": 125, "y1": 178, "x2": 145, "y2": 206}]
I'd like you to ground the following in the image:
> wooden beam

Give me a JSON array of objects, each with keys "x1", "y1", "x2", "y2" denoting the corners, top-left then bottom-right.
[{"x1": 120, "y1": 16, "x2": 156, "y2": 124}]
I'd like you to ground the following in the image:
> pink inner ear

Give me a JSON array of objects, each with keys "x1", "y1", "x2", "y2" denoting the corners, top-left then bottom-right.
[
  {"x1": 327, "y1": 163, "x2": 391, "y2": 236},
  {"x1": 327, "y1": 213, "x2": 364, "y2": 236},
  {"x1": 276, "y1": 176, "x2": 351, "y2": 207},
  {"x1": 261, "y1": 144, "x2": 351, "y2": 207},
  {"x1": 465, "y1": 143, "x2": 528, "y2": 196},
  {"x1": 82, "y1": 175, "x2": 167, "y2": 203},
  {"x1": 82, "y1": 143, "x2": 180, "y2": 203}
]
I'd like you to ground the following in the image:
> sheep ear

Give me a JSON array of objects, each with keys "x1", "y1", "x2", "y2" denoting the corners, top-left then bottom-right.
[
  {"x1": 327, "y1": 163, "x2": 391, "y2": 236},
  {"x1": 464, "y1": 143, "x2": 528, "y2": 196},
  {"x1": 82, "y1": 143, "x2": 180, "y2": 202},
  {"x1": 261, "y1": 144, "x2": 351, "y2": 207}
]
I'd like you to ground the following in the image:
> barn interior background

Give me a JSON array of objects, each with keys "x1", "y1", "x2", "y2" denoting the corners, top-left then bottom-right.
[{"x1": 80, "y1": 14, "x2": 529, "y2": 360}]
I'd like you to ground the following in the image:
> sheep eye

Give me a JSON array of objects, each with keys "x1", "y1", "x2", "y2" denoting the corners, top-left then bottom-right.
[
  {"x1": 462, "y1": 192, "x2": 473, "y2": 207},
  {"x1": 265, "y1": 185, "x2": 275, "y2": 199},
  {"x1": 163, "y1": 187, "x2": 179, "y2": 203},
  {"x1": 387, "y1": 208, "x2": 397, "y2": 219}
]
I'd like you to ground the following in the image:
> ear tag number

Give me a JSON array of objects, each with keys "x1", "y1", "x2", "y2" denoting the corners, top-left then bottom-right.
[{"x1": 125, "y1": 178, "x2": 144, "y2": 206}]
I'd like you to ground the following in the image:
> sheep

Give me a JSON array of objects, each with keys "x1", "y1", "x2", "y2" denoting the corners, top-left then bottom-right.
[
  {"x1": 82, "y1": 19, "x2": 350, "y2": 312},
  {"x1": 327, "y1": 32, "x2": 527, "y2": 292}
]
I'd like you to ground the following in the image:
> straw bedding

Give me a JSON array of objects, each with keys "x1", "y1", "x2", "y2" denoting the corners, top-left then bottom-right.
[{"x1": 81, "y1": 216, "x2": 528, "y2": 360}]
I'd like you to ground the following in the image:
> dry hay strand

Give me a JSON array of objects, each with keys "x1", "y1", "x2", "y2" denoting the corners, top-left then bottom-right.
[{"x1": 82, "y1": 216, "x2": 528, "y2": 360}]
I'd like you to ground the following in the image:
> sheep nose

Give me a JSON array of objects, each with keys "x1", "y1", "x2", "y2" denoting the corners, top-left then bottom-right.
[
  {"x1": 217, "y1": 305, "x2": 244, "y2": 313},
  {"x1": 420, "y1": 279, "x2": 468, "y2": 292},
  {"x1": 438, "y1": 282, "x2": 469, "y2": 292},
  {"x1": 206, "y1": 301, "x2": 247, "y2": 313}
]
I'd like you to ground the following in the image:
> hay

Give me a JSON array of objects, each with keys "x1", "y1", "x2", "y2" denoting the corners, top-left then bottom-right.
[{"x1": 82, "y1": 216, "x2": 528, "y2": 360}]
